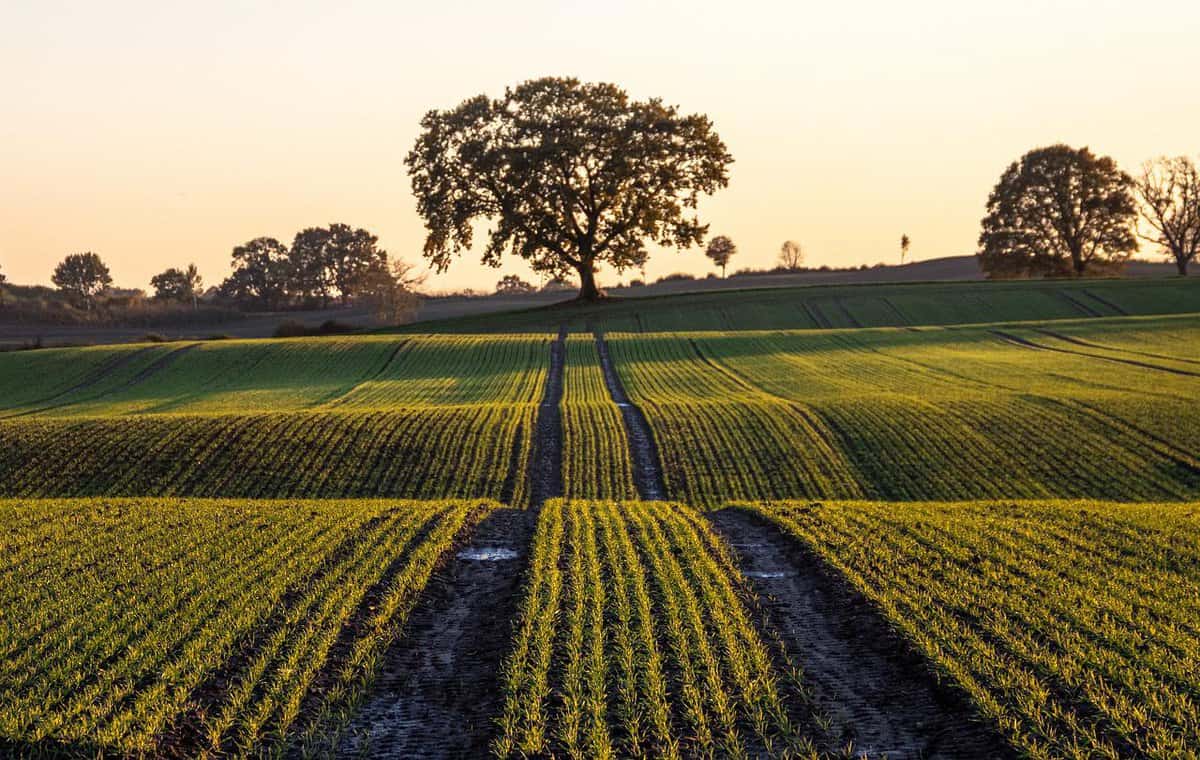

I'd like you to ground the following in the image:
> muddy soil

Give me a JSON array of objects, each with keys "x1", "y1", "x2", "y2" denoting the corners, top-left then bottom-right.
[
  {"x1": 527, "y1": 326, "x2": 566, "y2": 506},
  {"x1": 592, "y1": 330, "x2": 667, "y2": 500},
  {"x1": 334, "y1": 508, "x2": 535, "y2": 758},
  {"x1": 708, "y1": 508, "x2": 1013, "y2": 760}
]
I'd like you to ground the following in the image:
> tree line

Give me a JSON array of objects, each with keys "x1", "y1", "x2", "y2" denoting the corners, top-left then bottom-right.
[
  {"x1": 979, "y1": 147, "x2": 1200, "y2": 277},
  {"x1": 18, "y1": 223, "x2": 422, "y2": 323}
]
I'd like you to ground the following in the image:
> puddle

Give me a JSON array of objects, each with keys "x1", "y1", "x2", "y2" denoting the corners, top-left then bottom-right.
[
  {"x1": 615, "y1": 402, "x2": 632, "y2": 408},
  {"x1": 457, "y1": 547, "x2": 520, "y2": 561},
  {"x1": 729, "y1": 542, "x2": 766, "y2": 548},
  {"x1": 745, "y1": 570, "x2": 793, "y2": 579}
]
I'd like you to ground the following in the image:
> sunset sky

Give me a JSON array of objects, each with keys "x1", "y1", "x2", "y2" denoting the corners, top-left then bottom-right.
[{"x1": 3, "y1": 0, "x2": 1198, "y2": 293}]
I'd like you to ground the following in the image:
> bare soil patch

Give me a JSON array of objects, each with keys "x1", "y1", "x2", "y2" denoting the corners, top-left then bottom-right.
[
  {"x1": 527, "y1": 325, "x2": 566, "y2": 506},
  {"x1": 333, "y1": 508, "x2": 535, "y2": 758},
  {"x1": 708, "y1": 508, "x2": 1013, "y2": 759},
  {"x1": 592, "y1": 329, "x2": 667, "y2": 500}
]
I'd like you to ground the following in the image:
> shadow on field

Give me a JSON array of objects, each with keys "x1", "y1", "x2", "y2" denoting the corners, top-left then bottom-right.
[{"x1": 708, "y1": 507, "x2": 1015, "y2": 759}]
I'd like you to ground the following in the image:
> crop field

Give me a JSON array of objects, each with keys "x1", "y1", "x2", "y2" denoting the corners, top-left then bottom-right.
[
  {"x1": 608, "y1": 314, "x2": 1200, "y2": 506},
  {"x1": 0, "y1": 335, "x2": 546, "y2": 504},
  {"x1": 0, "y1": 497, "x2": 490, "y2": 757},
  {"x1": 2, "y1": 278, "x2": 1199, "y2": 758},
  {"x1": 743, "y1": 500, "x2": 1200, "y2": 759},
  {"x1": 396, "y1": 276, "x2": 1200, "y2": 334},
  {"x1": 495, "y1": 500, "x2": 809, "y2": 759}
]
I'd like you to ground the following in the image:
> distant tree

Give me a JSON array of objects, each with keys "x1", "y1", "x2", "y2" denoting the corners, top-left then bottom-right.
[
  {"x1": 221, "y1": 237, "x2": 291, "y2": 310},
  {"x1": 289, "y1": 227, "x2": 336, "y2": 307},
  {"x1": 0, "y1": 263, "x2": 6, "y2": 306},
  {"x1": 52, "y1": 252, "x2": 112, "y2": 310},
  {"x1": 1135, "y1": 156, "x2": 1200, "y2": 275},
  {"x1": 900, "y1": 234, "x2": 911, "y2": 265},
  {"x1": 778, "y1": 240, "x2": 804, "y2": 270},
  {"x1": 356, "y1": 258, "x2": 424, "y2": 324},
  {"x1": 705, "y1": 235, "x2": 737, "y2": 277},
  {"x1": 150, "y1": 264, "x2": 202, "y2": 307},
  {"x1": 325, "y1": 224, "x2": 388, "y2": 304},
  {"x1": 495, "y1": 274, "x2": 536, "y2": 295},
  {"x1": 978, "y1": 145, "x2": 1138, "y2": 278},
  {"x1": 407, "y1": 77, "x2": 734, "y2": 301}
]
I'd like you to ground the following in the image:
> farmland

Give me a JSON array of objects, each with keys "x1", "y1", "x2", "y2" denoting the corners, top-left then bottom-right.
[
  {"x1": 741, "y1": 500, "x2": 1200, "y2": 759},
  {"x1": 0, "y1": 497, "x2": 490, "y2": 757},
  {"x1": 1, "y1": 277, "x2": 1199, "y2": 757}
]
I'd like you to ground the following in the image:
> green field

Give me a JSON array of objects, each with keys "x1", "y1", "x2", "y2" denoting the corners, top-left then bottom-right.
[
  {"x1": 745, "y1": 500, "x2": 1200, "y2": 759},
  {"x1": 2, "y1": 277, "x2": 1199, "y2": 758}
]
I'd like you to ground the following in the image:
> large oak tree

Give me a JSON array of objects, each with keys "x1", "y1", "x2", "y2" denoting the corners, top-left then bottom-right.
[
  {"x1": 406, "y1": 77, "x2": 734, "y2": 301},
  {"x1": 978, "y1": 145, "x2": 1137, "y2": 278}
]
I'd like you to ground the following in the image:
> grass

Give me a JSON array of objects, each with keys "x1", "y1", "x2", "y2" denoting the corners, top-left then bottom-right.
[
  {"x1": 0, "y1": 497, "x2": 491, "y2": 757},
  {"x1": 744, "y1": 499, "x2": 1200, "y2": 759},
  {"x1": 495, "y1": 500, "x2": 810, "y2": 759}
]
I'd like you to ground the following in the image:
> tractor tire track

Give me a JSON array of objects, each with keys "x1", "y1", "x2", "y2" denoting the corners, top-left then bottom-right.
[
  {"x1": 709, "y1": 508, "x2": 1015, "y2": 759},
  {"x1": 1056, "y1": 289, "x2": 1103, "y2": 317},
  {"x1": 4, "y1": 344, "x2": 197, "y2": 418},
  {"x1": 593, "y1": 329, "x2": 667, "y2": 500},
  {"x1": 333, "y1": 509, "x2": 535, "y2": 759},
  {"x1": 1082, "y1": 289, "x2": 1129, "y2": 316},
  {"x1": 992, "y1": 331, "x2": 1200, "y2": 377},
  {"x1": 527, "y1": 326, "x2": 566, "y2": 507},
  {"x1": 1033, "y1": 329, "x2": 1200, "y2": 367},
  {"x1": 0, "y1": 345, "x2": 157, "y2": 418}
]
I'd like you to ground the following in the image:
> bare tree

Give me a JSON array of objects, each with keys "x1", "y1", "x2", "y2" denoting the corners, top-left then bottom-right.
[
  {"x1": 778, "y1": 240, "x2": 804, "y2": 271},
  {"x1": 900, "y1": 234, "x2": 911, "y2": 265},
  {"x1": 1135, "y1": 156, "x2": 1200, "y2": 275},
  {"x1": 704, "y1": 235, "x2": 737, "y2": 277}
]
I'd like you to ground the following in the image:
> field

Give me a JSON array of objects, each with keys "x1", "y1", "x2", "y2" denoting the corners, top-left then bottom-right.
[
  {"x1": 0, "y1": 498, "x2": 490, "y2": 757},
  {"x1": 742, "y1": 500, "x2": 1200, "y2": 759},
  {"x1": 1, "y1": 277, "x2": 1199, "y2": 758}
]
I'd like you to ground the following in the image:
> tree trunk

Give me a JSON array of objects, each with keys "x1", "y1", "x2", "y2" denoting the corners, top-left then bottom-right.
[
  {"x1": 576, "y1": 263, "x2": 604, "y2": 301},
  {"x1": 1177, "y1": 256, "x2": 1189, "y2": 276}
]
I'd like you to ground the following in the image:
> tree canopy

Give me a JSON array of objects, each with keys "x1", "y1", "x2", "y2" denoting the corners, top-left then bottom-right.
[
  {"x1": 406, "y1": 77, "x2": 734, "y2": 300},
  {"x1": 150, "y1": 264, "x2": 201, "y2": 304},
  {"x1": 704, "y1": 235, "x2": 737, "y2": 277},
  {"x1": 52, "y1": 252, "x2": 112, "y2": 308},
  {"x1": 978, "y1": 145, "x2": 1138, "y2": 278},
  {"x1": 1135, "y1": 156, "x2": 1200, "y2": 276}
]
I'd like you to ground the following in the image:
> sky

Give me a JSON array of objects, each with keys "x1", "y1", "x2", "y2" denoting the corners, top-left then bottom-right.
[{"x1": 2, "y1": 0, "x2": 1199, "y2": 293}]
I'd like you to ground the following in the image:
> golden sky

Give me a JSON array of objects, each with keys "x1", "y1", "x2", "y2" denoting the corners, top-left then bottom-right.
[{"x1": 2, "y1": 0, "x2": 1198, "y2": 293}]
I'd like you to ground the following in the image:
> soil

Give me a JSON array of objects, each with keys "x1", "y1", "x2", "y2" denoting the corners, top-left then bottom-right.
[
  {"x1": 333, "y1": 508, "x2": 535, "y2": 758},
  {"x1": 527, "y1": 325, "x2": 566, "y2": 506},
  {"x1": 592, "y1": 330, "x2": 667, "y2": 500},
  {"x1": 707, "y1": 508, "x2": 1014, "y2": 760}
]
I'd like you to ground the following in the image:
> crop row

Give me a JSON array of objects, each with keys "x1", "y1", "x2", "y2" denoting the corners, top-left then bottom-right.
[
  {"x1": 745, "y1": 500, "x2": 1200, "y2": 759},
  {"x1": 0, "y1": 497, "x2": 489, "y2": 757},
  {"x1": 0, "y1": 334, "x2": 550, "y2": 418},
  {"x1": 560, "y1": 338, "x2": 637, "y2": 501},
  {"x1": 0, "y1": 406, "x2": 534, "y2": 503},
  {"x1": 606, "y1": 320, "x2": 1200, "y2": 504},
  {"x1": 495, "y1": 500, "x2": 810, "y2": 758}
]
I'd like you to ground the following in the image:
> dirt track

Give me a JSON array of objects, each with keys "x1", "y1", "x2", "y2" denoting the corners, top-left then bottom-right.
[
  {"x1": 527, "y1": 325, "x2": 566, "y2": 507},
  {"x1": 334, "y1": 509, "x2": 534, "y2": 758},
  {"x1": 708, "y1": 508, "x2": 1012, "y2": 759}
]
